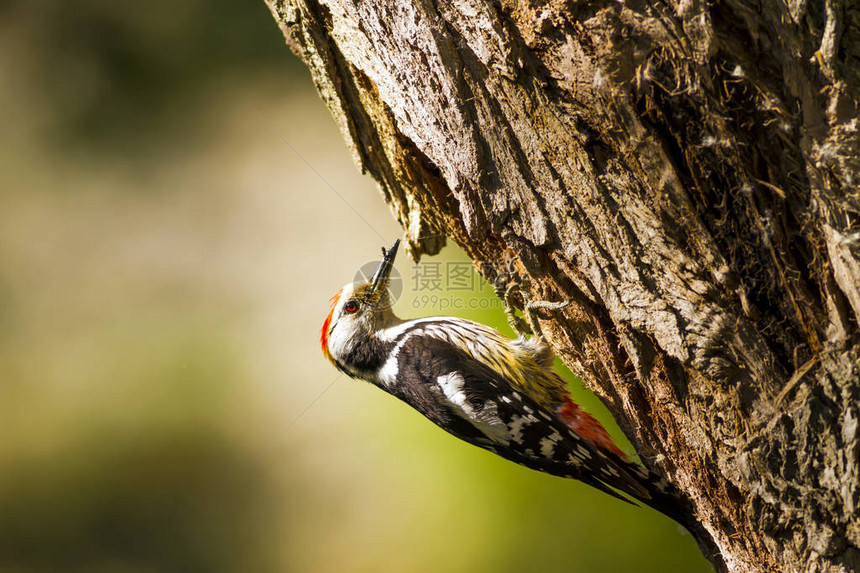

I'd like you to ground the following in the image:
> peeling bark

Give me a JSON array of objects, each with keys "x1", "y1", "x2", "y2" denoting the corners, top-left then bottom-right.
[{"x1": 265, "y1": 0, "x2": 860, "y2": 570}]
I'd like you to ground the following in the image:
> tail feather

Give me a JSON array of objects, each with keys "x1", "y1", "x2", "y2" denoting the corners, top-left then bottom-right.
[{"x1": 605, "y1": 453, "x2": 695, "y2": 529}]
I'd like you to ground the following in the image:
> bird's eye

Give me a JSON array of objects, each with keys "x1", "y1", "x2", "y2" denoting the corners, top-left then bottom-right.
[{"x1": 344, "y1": 300, "x2": 359, "y2": 313}]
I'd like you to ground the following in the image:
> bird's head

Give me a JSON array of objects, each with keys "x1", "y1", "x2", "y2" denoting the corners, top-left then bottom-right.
[{"x1": 321, "y1": 239, "x2": 402, "y2": 370}]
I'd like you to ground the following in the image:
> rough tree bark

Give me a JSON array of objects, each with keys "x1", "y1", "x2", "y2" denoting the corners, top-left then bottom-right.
[{"x1": 265, "y1": 0, "x2": 860, "y2": 571}]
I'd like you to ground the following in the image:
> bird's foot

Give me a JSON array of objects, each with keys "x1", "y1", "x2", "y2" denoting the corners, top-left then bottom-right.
[
  {"x1": 522, "y1": 297, "x2": 573, "y2": 339},
  {"x1": 494, "y1": 275, "x2": 571, "y2": 339}
]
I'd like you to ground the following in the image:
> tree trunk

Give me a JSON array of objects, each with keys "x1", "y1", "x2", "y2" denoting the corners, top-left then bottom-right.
[{"x1": 265, "y1": 0, "x2": 860, "y2": 570}]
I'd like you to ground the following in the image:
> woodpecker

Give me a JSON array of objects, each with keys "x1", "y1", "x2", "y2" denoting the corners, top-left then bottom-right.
[{"x1": 321, "y1": 239, "x2": 690, "y2": 525}]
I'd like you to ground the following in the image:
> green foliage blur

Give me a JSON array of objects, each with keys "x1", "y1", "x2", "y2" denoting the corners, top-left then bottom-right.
[{"x1": 0, "y1": 1, "x2": 712, "y2": 571}]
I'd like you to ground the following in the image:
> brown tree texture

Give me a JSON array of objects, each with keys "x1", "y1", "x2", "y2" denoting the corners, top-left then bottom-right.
[{"x1": 266, "y1": 0, "x2": 860, "y2": 571}]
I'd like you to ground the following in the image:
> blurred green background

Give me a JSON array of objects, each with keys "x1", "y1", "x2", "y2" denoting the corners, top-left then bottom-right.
[{"x1": 0, "y1": 1, "x2": 711, "y2": 571}]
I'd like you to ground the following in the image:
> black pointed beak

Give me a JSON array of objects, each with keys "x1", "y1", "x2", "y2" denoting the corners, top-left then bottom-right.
[{"x1": 368, "y1": 239, "x2": 400, "y2": 296}]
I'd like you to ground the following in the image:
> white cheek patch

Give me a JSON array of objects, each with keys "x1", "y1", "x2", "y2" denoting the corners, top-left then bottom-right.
[
  {"x1": 327, "y1": 327, "x2": 350, "y2": 362},
  {"x1": 325, "y1": 283, "x2": 359, "y2": 363}
]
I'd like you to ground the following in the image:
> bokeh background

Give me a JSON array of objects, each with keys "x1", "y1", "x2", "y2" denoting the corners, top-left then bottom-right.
[{"x1": 0, "y1": 1, "x2": 712, "y2": 571}]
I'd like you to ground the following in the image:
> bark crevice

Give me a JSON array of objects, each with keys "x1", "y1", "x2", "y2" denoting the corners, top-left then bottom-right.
[{"x1": 267, "y1": 1, "x2": 860, "y2": 570}]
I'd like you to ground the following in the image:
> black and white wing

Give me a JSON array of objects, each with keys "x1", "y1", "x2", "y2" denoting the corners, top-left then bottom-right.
[{"x1": 382, "y1": 336, "x2": 655, "y2": 505}]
